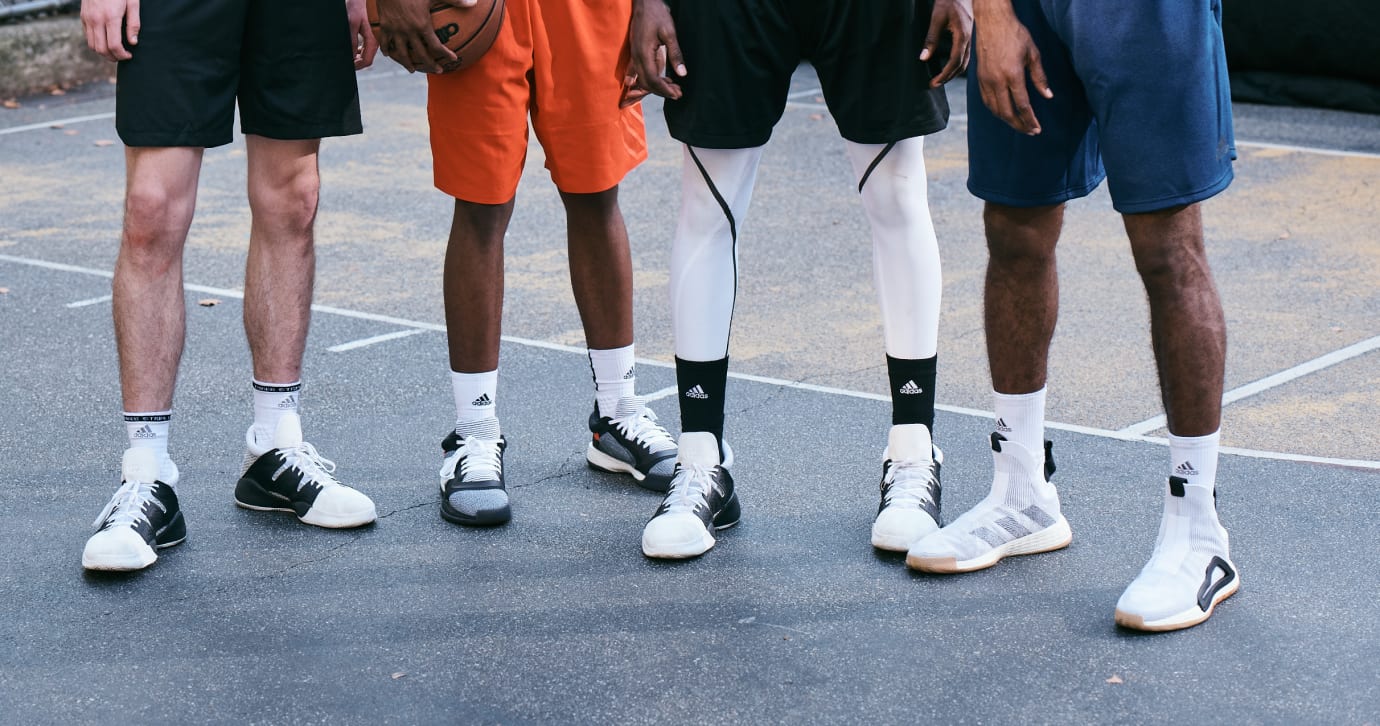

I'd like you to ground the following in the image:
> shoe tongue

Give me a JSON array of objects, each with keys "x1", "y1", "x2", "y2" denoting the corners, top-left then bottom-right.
[
  {"x1": 273, "y1": 412, "x2": 304, "y2": 449},
  {"x1": 121, "y1": 447, "x2": 160, "y2": 482},
  {"x1": 888, "y1": 424, "x2": 933, "y2": 462},
  {"x1": 677, "y1": 431, "x2": 720, "y2": 466},
  {"x1": 613, "y1": 396, "x2": 646, "y2": 418},
  {"x1": 456, "y1": 417, "x2": 500, "y2": 440}
]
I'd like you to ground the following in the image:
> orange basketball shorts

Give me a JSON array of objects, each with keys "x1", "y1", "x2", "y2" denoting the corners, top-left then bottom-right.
[{"x1": 427, "y1": 0, "x2": 647, "y2": 204}]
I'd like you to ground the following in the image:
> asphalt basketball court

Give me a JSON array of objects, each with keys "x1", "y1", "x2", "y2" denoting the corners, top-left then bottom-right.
[{"x1": 2, "y1": 63, "x2": 1378, "y2": 722}]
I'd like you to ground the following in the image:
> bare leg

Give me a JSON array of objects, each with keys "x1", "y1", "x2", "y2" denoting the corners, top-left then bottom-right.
[
  {"x1": 1124, "y1": 203, "x2": 1225, "y2": 436},
  {"x1": 444, "y1": 198, "x2": 515, "y2": 372},
  {"x1": 244, "y1": 136, "x2": 322, "y2": 383},
  {"x1": 114, "y1": 147, "x2": 204, "y2": 412},
  {"x1": 561, "y1": 186, "x2": 634, "y2": 350},
  {"x1": 983, "y1": 203, "x2": 1064, "y2": 394}
]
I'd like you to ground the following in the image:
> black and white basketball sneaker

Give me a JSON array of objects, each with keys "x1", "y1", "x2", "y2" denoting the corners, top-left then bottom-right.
[
  {"x1": 1114, "y1": 476, "x2": 1239, "y2": 631},
  {"x1": 871, "y1": 424, "x2": 943, "y2": 552},
  {"x1": 235, "y1": 412, "x2": 377, "y2": 528},
  {"x1": 641, "y1": 432, "x2": 740, "y2": 559},
  {"x1": 586, "y1": 396, "x2": 679, "y2": 492},
  {"x1": 439, "y1": 425, "x2": 510, "y2": 526},
  {"x1": 82, "y1": 447, "x2": 186, "y2": 571}
]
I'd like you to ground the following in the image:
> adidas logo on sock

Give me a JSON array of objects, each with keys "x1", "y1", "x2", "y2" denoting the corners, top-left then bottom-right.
[
  {"x1": 623, "y1": 368, "x2": 635, "y2": 380},
  {"x1": 1174, "y1": 461, "x2": 1199, "y2": 476},
  {"x1": 132, "y1": 424, "x2": 157, "y2": 439},
  {"x1": 899, "y1": 380, "x2": 923, "y2": 395},
  {"x1": 277, "y1": 395, "x2": 297, "y2": 409},
  {"x1": 471, "y1": 393, "x2": 493, "y2": 407},
  {"x1": 995, "y1": 417, "x2": 1013, "y2": 433},
  {"x1": 684, "y1": 385, "x2": 709, "y2": 400}
]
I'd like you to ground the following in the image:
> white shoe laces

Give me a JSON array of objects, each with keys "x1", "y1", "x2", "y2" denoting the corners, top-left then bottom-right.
[
  {"x1": 273, "y1": 441, "x2": 340, "y2": 490},
  {"x1": 883, "y1": 457, "x2": 939, "y2": 510},
  {"x1": 612, "y1": 406, "x2": 676, "y2": 453},
  {"x1": 662, "y1": 463, "x2": 716, "y2": 514},
  {"x1": 440, "y1": 437, "x2": 503, "y2": 482},
  {"x1": 92, "y1": 478, "x2": 164, "y2": 529}
]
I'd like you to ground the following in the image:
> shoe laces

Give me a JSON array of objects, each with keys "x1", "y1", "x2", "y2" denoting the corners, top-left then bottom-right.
[
  {"x1": 273, "y1": 441, "x2": 340, "y2": 490},
  {"x1": 92, "y1": 478, "x2": 164, "y2": 529},
  {"x1": 662, "y1": 463, "x2": 716, "y2": 514},
  {"x1": 440, "y1": 437, "x2": 503, "y2": 482},
  {"x1": 882, "y1": 456, "x2": 939, "y2": 509},
  {"x1": 611, "y1": 405, "x2": 676, "y2": 454}
]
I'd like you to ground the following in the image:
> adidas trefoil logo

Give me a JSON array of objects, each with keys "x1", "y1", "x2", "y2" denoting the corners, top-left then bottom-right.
[
  {"x1": 1174, "y1": 461, "x2": 1199, "y2": 476},
  {"x1": 471, "y1": 393, "x2": 493, "y2": 407},
  {"x1": 995, "y1": 417, "x2": 1013, "y2": 433},
  {"x1": 132, "y1": 424, "x2": 157, "y2": 439},
  {"x1": 277, "y1": 395, "x2": 297, "y2": 409},
  {"x1": 623, "y1": 368, "x2": 635, "y2": 380},
  {"x1": 899, "y1": 380, "x2": 923, "y2": 395},
  {"x1": 684, "y1": 385, "x2": 709, "y2": 400}
]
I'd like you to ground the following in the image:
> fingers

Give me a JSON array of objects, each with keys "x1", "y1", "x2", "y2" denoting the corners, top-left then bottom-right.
[
  {"x1": 662, "y1": 29, "x2": 687, "y2": 80},
  {"x1": 1027, "y1": 49, "x2": 1054, "y2": 101},
  {"x1": 920, "y1": 22, "x2": 940, "y2": 63},
  {"x1": 104, "y1": 14, "x2": 132, "y2": 61},
  {"x1": 1008, "y1": 81, "x2": 1039, "y2": 135},
  {"x1": 124, "y1": 0, "x2": 140, "y2": 48},
  {"x1": 355, "y1": 20, "x2": 379, "y2": 69}
]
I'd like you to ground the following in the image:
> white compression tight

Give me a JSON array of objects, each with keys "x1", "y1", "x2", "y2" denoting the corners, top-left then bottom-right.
[{"x1": 670, "y1": 137, "x2": 940, "y2": 361}]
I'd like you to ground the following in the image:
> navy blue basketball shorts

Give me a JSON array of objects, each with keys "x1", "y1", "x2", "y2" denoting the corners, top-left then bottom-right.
[{"x1": 966, "y1": 0, "x2": 1236, "y2": 214}]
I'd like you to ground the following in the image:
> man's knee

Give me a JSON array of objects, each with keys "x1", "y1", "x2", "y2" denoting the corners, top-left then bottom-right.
[
  {"x1": 122, "y1": 182, "x2": 193, "y2": 263},
  {"x1": 984, "y1": 203, "x2": 1060, "y2": 264},
  {"x1": 249, "y1": 166, "x2": 320, "y2": 240},
  {"x1": 1125, "y1": 206, "x2": 1209, "y2": 290}
]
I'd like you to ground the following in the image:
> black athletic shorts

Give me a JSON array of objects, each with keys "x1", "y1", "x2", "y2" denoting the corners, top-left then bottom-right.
[
  {"x1": 115, "y1": 0, "x2": 363, "y2": 148},
  {"x1": 664, "y1": 0, "x2": 950, "y2": 148}
]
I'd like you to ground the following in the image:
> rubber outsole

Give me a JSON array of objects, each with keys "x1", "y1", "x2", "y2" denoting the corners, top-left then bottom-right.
[
  {"x1": 907, "y1": 517, "x2": 1073, "y2": 573},
  {"x1": 81, "y1": 534, "x2": 182, "y2": 572},
  {"x1": 1114, "y1": 575, "x2": 1241, "y2": 632},
  {"x1": 585, "y1": 444, "x2": 672, "y2": 493}
]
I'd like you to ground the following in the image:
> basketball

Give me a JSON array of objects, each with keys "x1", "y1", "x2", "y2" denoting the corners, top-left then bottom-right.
[{"x1": 367, "y1": 0, "x2": 505, "y2": 73}]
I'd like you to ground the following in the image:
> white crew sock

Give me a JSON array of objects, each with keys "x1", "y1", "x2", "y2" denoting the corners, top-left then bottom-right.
[
  {"x1": 1167, "y1": 430, "x2": 1220, "y2": 490},
  {"x1": 589, "y1": 344, "x2": 636, "y2": 418},
  {"x1": 992, "y1": 388, "x2": 1046, "y2": 457},
  {"x1": 452, "y1": 370, "x2": 498, "y2": 431},
  {"x1": 124, "y1": 411, "x2": 171, "y2": 464},
  {"x1": 252, "y1": 379, "x2": 301, "y2": 444}
]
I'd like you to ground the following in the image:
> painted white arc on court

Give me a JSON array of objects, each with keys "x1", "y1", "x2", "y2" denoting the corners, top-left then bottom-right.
[{"x1": 2, "y1": 251, "x2": 1377, "y2": 471}]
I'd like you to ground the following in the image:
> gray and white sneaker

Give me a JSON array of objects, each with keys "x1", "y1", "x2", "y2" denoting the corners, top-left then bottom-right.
[
  {"x1": 871, "y1": 424, "x2": 943, "y2": 552},
  {"x1": 439, "y1": 418, "x2": 509, "y2": 526},
  {"x1": 907, "y1": 432, "x2": 1068, "y2": 573},
  {"x1": 641, "y1": 432, "x2": 740, "y2": 559},
  {"x1": 586, "y1": 396, "x2": 679, "y2": 491},
  {"x1": 83, "y1": 448, "x2": 185, "y2": 571}
]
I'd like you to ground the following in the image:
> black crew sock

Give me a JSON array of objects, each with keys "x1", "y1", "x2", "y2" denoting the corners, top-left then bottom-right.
[
  {"x1": 675, "y1": 356, "x2": 729, "y2": 445},
  {"x1": 886, "y1": 354, "x2": 937, "y2": 429}
]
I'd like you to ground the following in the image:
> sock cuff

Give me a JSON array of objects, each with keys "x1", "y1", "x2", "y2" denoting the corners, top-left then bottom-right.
[
  {"x1": 1167, "y1": 430, "x2": 1221, "y2": 449},
  {"x1": 252, "y1": 380, "x2": 302, "y2": 393},
  {"x1": 992, "y1": 387, "x2": 1046, "y2": 404},
  {"x1": 588, "y1": 343, "x2": 635, "y2": 358},
  {"x1": 123, "y1": 411, "x2": 172, "y2": 422}
]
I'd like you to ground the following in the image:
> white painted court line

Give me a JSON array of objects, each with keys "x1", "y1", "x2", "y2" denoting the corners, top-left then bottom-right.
[
  {"x1": 786, "y1": 87, "x2": 822, "y2": 100},
  {"x1": 65, "y1": 294, "x2": 112, "y2": 308},
  {"x1": 1120, "y1": 333, "x2": 1380, "y2": 436},
  {"x1": 644, "y1": 385, "x2": 679, "y2": 402},
  {"x1": 4, "y1": 252, "x2": 1378, "y2": 471},
  {"x1": 327, "y1": 328, "x2": 428, "y2": 353},
  {"x1": 0, "y1": 112, "x2": 116, "y2": 137}
]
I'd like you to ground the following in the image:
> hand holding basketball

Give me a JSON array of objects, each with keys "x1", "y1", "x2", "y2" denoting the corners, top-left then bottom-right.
[{"x1": 369, "y1": 0, "x2": 503, "y2": 75}]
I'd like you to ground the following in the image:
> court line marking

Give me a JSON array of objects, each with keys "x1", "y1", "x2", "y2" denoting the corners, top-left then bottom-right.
[
  {"x1": 327, "y1": 328, "x2": 427, "y2": 353},
  {"x1": 65, "y1": 294, "x2": 112, "y2": 308},
  {"x1": 644, "y1": 385, "x2": 679, "y2": 402},
  {"x1": 1121, "y1": 333, "x2": 1380, "y2": 436},
  {"x1": 0, "y1": 112, "x2": 116, "y2": 137},
  {"x1": 4, "y1": 254, "x2": 1378, "y2": 472}
]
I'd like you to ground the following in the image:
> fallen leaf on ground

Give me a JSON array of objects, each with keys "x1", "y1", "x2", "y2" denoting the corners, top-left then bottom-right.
[
  {"x1": 391, "y1": 672, "x2": 406, "y2": 680},
  {"x1": 93, "y1": 140, "x2": 115, "y2": 147},
  {"x1": 49, "y1": 87, "x2": 66, "y2": 96},
  {"x1": 1106, "y1": 675, "x2": 1123, "y2": 684},
  {"x1": 64, "y1": 130, "x2": 79, "y2": 136},
  {"x1": 0, "y1": 287, "x2": 10, "y2": 294},
  {"x1": 813, "y1": 96, "x2": 824, "y2": 103},
  {"x1": 2, "y1": 99, "x2": 19, "y2": 109},
  {"x1": 809, "y1": 113, "x2": 824, "y2": 121},
  {"x1": 50, "y1": 124, "x2": 64, "y2": 129},
  {"x1": 197, "y1": 298, "x2": 221, "y2": 307}
]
